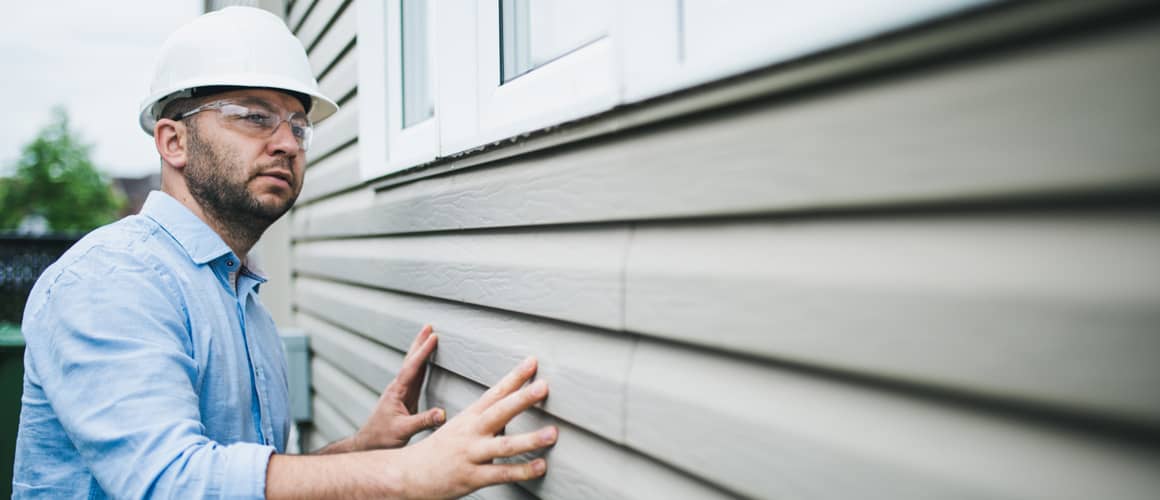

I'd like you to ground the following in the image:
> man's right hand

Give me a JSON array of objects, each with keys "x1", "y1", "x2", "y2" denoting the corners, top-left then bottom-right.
[
  {"x1": 391, "y1": 356, "x2": 557, "y2": 498},
  {"x1": 266, "y1": 356, "x2": 557, "y2": 499}
]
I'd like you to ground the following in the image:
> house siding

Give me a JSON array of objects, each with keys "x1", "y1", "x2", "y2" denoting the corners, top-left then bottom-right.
[{"x1": 273, "y1": 1, "x2": 1160, "y2": 498}]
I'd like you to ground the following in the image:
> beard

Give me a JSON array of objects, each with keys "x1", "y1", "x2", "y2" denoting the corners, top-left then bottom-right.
[{"x1": 184, "y1": 123, "x2": 299, "y2": 246}]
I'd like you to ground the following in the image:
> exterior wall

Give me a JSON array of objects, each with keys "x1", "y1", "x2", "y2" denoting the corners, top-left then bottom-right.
[{"x1": 284, "y1": 1, "x2": 1160, "y2": 498}]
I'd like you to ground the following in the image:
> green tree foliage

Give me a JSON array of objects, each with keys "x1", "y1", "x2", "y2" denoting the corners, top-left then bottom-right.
[{"x1": 0, "y1": 107, "x2": 124, "y2": 233}]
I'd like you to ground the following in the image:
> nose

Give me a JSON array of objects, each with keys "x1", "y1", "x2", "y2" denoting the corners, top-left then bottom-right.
[{"x1": 266, "y1": 120, "x2": 302, "y2": 157}]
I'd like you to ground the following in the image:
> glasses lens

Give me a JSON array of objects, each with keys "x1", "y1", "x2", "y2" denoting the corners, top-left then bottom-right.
[{"x1": 205, "y1": 101, "x2": 312, "y2": 151}]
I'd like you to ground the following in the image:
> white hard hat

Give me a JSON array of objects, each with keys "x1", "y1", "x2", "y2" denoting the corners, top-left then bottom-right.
[{"x1": 138, "y1": 6, "x2": 339, "y2": 135}]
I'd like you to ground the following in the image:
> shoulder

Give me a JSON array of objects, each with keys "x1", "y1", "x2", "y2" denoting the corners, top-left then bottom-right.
[{"x1": 26, "y1": 215, "x2": 186, "y2": 318}]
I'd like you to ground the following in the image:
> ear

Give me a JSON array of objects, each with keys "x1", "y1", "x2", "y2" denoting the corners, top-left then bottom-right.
[{"x1": 154, "y1": 118, "x2": 189, "y2": 169}]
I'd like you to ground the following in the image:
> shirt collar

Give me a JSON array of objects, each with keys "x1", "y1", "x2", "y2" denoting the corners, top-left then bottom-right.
[{"x1": 141, "y1": 191, "x2": 235, "y2": 266}]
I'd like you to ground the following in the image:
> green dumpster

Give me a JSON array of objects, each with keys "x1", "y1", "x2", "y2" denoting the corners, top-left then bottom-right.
[{"x1": 0, "y1": 323, "x2": 24, "y2": 499}]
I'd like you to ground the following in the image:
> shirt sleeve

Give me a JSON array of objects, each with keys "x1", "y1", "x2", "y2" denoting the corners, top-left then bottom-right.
[{"x1": 22, "y1": 245, "x2": 273, "y2": 499}]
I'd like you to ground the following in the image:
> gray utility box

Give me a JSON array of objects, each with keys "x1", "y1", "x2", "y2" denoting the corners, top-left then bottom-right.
[{"x1": 280, "y1": 330, "x2": 311, "y2": 423}]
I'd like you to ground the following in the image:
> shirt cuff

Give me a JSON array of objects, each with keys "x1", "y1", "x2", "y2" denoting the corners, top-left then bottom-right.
[{"x1": 222, "y1": 442, "x2": 276, "y2": 499}]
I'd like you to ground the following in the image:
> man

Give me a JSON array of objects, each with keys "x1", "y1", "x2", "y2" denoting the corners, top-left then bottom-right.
[{"x1": 13, "y1": 7, "x2": 556, "y2": 498}]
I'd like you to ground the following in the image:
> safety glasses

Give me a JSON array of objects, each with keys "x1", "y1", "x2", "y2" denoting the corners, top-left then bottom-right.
[{"x1": 178, "y1": 100, "x2": 313, "y2": 151}]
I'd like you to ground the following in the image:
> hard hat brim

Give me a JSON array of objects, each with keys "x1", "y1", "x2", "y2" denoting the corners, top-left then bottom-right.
[{"x1": 138, "y1": 73, "x2": 339, "y2": 136}]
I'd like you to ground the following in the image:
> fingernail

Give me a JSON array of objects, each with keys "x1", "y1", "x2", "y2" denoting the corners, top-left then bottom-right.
[
  {"x1": 539, "y1": 427, "x2": 556, "y2": 444},
  {"x1": 435, "y1": 408, "x2": 446, "y2": 424},
  {"x1": 532, "y1": 459, "x2": 546, "y2": 474},
  {"x1": 521, "y1": 356, "x2": 535, "y2": 371},
  {"x1": 530, "y1": 380, "x2": 548, "y2": 397}
]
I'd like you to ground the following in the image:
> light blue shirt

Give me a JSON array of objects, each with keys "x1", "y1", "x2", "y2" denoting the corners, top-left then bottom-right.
[{"x1": 14, "y1": 191, "x2": 291, "y2": 499}]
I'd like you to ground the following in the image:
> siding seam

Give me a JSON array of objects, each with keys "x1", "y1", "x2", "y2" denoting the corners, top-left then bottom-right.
[{"x1": 618, "y1": 223, "x2": 636, "y2": 443}]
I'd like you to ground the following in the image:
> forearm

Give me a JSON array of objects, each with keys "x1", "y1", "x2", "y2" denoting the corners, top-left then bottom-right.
[
  {"x1": 266, "y1": 450, "x2": 405, "y2": 499},
  {"x1": 309, "y1": 435, "x2": 359, "y2": 455}
]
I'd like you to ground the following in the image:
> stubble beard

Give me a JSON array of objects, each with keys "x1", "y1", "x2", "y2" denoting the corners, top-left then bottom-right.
[{"x1": 184, "y1": 124, "x2": 299, "y2": 247}]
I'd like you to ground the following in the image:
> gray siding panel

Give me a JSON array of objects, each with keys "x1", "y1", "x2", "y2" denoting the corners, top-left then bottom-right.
[
  {"x1": 309, "y1": 95, "x2": 358, "y2": 161},
  {"x1": 310, "y1": 356, "x2": 377, "y2": 430},
  {"x1": 462, "y1": 484, "x2": 538, "y2": 500},
  {"x1": 318, "y1": 45, "x2": 357, "y2": 103},
  {"x1": 293, "y1": 228, "x2": 629, "y2": 330},
  {"x1": 425, "y1": 366, "x2": 733, "y2": 500},
  {"x1": 310, "y1": 393, "x2": 356, "y2": 445},
  {"x1": 300, "y1": 146, "x2": 361, "y2": 203},
  {"x1": 286, "y1": 0, "x2": 314, "y2": 32},
  {"x1": 293, "y1": 21, "x2": 1160, "y2": 240},
  {"x1": 294, "y1": 0, "x2": 342, "y2": 50},
  {"x1": 626, "y1": 340, "x2": 1160, "y2": 500},
  {"x1": 298, "y1": 311, "x2": 399, "y2": 392},
  {"x1": 307, "y1": 3, "x2": 355, "y2": 77},
  {"x1": 625, "y1": 211, "x2": 1160, "y2": 427},
  {"x1": 294, "y1": 276, "x2": 632, "y2": 442}
]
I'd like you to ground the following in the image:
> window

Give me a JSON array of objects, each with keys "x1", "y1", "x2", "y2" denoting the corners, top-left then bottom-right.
[
  {"x1": 499, "y1": 0, "x2": 608, "y2": 82},
  {"x1": 357, "y1": 0, "x2": 994, "y2": 180},
  {"x1": 622, "y1": 0, "x2": 992, "y2": 102},
  {"x1": 468, "y1": 0, "x2": 618, "y2": 147},
  {"x1": 401, "y1": 0, "x2": 433, "y2": 127}
]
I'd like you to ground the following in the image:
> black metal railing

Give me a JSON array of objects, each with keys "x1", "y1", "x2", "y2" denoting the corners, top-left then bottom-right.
[{"x1": 0, "y1": 235, "x2": 79, "y2": 324}]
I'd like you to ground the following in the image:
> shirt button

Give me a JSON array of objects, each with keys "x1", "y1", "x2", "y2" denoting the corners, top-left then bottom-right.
[{"x1": 226, "y1": 260, "x2": 235, "y2": 267}]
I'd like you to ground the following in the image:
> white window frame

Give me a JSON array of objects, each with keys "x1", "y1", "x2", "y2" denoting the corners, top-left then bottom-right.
[
  {"x1": 469, "y1": 0, "x2": 620, "y2": 147},
  {"x1": 385, "y1": 0, "x2": 440, "y2": 171},
  {"x1": 621, "y1": 0, "x2": 993, "y2": 103},
  {"x1": 356, "y1": 0, "x2": 389, "y2": 180}
]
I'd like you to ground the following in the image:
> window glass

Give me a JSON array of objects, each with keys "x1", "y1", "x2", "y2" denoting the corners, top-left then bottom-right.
[
  {"x1": 401, "y1": 0, "x2": 433, "y2": 127},
  {"x1": 500, "y1": 0, "x2": 608, "y2": 82}
]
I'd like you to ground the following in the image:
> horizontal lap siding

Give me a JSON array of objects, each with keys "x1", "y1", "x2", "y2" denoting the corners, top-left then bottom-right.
[
  {"x1": 287, "y1": 4, "x2": 1160, "y2": 497},
  {"x1": 293, "y1": 229, "x2": 629, "y2": 330},
  {"x1": 294, "y1": 276, "x2": 631, "y2": 441},
  {"x1": 626, "y1": 211, "x2": 1160, "y2": 427},
  {"x1": 627, "y1": 341, "x2": 1160, "y2": 499}
]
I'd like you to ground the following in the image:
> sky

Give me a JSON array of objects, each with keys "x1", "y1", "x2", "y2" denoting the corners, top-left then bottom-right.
[{"x1": 1, "y1": 0, "x2": 202, "y2": 178}]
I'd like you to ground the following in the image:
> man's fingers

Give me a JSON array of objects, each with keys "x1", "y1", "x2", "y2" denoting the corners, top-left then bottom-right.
[
  {"x1": 397, "y1": 408, "x2": 447, "y2": 440},
  {"x1": 474, "y1": 459, "x2": 548, "y2": 487},
  {"x1": 470, "y1": 427, "x2": 557, "y2": 462},
  {"x1": 388, "y1": 332, "x2": 438, "y2": 407},
  {"x1": 467, "y1": 356, "x2": 537, "y2": 415},
  {"x1": 405, "y1": 324, "x2": 433, "y2": 357},
  {"x1": 478, "y1": 380, "x2": 548, "y2": 434}
]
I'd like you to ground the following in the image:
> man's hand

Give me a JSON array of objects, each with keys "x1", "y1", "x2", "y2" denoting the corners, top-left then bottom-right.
[
  {"x1": 392, "y1": 356, "x2": 557, "y2": 499},
  {"x1": 314, "y1": 325, "x2": 445, "y2": 454},
  {"x1": 266, "y1": 356, "x2": 557, "y2": 499}
]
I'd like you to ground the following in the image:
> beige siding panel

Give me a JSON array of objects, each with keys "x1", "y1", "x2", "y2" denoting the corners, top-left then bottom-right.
[
  {"x1": 287, "y1": 0, "x2": 314, "y2": 31},
  {"x1": 310, "y1": 357, "x2": 377, "y2": 430},
  {"x1": 294, "y1": 276, "x2": 632, "y2": 441},
  {"x1": 625, "y1": 210, "x2": 1160, "y2": 427},
  {"x1": 310, "y1": 394, "x2": 356, "y2": 445},
  {"x1": 294, "y1": 21, "x2": 1160, "y2": 240},
  {"x1": 295, "y1": 0, "x2": 342, "y2": 50},
  {"x1": 309, "y1": 95, "x2": 358, "y2": 162},
  {"x1": 626, "y1": 340, "x2": 1160, "y2": 500},
  {"x1": 293, "y1": 228, "x2": 629, "y2": 330},
  {"x1": 425, "y1": 366, "x2": 732, "y2": 500},
  {"x1": 308, "y1": 4, "x2": 355, "y2": 77},
  {"x1": 300, "y1": 146, "x2": 361, "y2": 203},
  {"x1": 462, "y1": 484, "x2": 537, "y2": 500},
  {"x1": 298, "y1": 312, "x2": 400, "y2": 392},
  {"x1": 318, "y1": 46, "x2": 357, "y2": 103},
  {"x1": 292, "y1": 188, "x2": 374, "y2": 238}
]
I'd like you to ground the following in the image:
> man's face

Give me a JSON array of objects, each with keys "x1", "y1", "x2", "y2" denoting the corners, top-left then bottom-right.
[{"x1": 183, "y1": 89, "x2": 307, "y2": 228}]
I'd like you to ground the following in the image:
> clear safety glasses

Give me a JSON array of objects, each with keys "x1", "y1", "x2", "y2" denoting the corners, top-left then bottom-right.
[{"x1": 178, "y1": 100, "x2": 314, "y2": 151}]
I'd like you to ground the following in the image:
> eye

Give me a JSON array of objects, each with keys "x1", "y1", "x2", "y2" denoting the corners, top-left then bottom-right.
[{"x1": 242, "y1": 111, "x2": 276, "y2": 128}]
